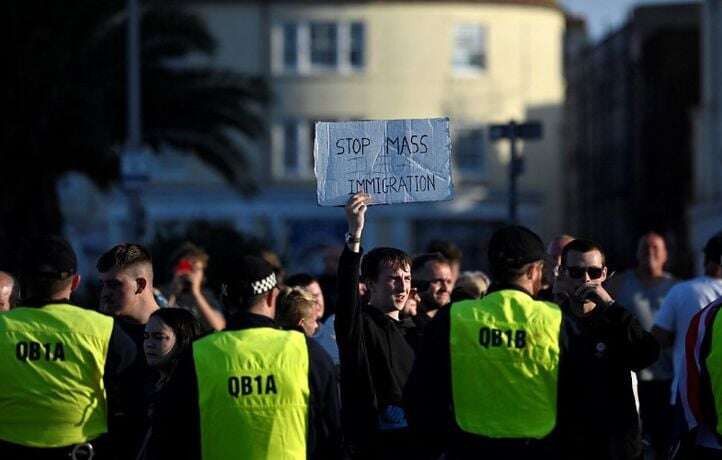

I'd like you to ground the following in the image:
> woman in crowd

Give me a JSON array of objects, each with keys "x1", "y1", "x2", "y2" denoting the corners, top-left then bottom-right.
[
  {"x1": 137, "y1": 308, "x2": 202, "y2": 460},
  {"x1": 276, "y1": 286, "x2": 320, "y2": 337}
]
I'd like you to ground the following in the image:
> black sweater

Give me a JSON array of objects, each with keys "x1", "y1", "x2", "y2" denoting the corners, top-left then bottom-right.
[
  {"x1": 334, "y1": 246, "x2": 416, "y2": 452},
  {"x1": 557, "y1": 301, "x2": 660, "y2": 460}
]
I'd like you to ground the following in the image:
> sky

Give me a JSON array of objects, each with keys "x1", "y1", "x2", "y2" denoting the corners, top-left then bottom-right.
[{"x1": 559, "y1": 0, "x2": 695, "y2": 41}]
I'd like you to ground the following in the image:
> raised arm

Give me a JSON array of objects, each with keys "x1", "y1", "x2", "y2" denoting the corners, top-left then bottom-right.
[{"x1": 334, "y1": 193, "x2": 370, "y2": 348}]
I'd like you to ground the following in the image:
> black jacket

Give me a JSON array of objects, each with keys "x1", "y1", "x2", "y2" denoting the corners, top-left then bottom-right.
[
  {"x1": 149, "y1": 312, "x2": 342, "y2": 460},
  {"x1": 405, "y1": 285, "x2": 561, "y2": 459},
  {"x1": 334, "y1": 246, "x2": 416, "y2": 454},
  {"x1": 557, "y1": 301, "x2": 660, "y2": 460}
]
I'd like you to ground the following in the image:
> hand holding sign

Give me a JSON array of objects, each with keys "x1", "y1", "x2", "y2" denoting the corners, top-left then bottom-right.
[
  {"x1": 344, "y1": 193, "x2": 370, "y2": 252},
  {"x1": 314, "y1": 118, "x2": 454, "y2": 206}
]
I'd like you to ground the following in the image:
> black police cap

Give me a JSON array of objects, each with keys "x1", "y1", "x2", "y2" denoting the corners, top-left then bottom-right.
[
  {"x1": 488, "y1": 225, "x2": 545, "y2": 270},
  {"x1": 222, "y1": 256, "x2": 278, "y2": 303},
  {"x1": 19, "y1": 235, "x2": 77, "y2": 279}
]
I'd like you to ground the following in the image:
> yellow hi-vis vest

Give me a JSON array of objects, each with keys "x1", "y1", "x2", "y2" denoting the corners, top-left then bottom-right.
[
  {"x1": 193, "y1": 327, "x2": 310, "y2": 460},
  {"x1": 450, "y1": 289, "x2": 562, "y2": 439},
  {"x1": 0, "y1": 304, "x2": 113, "y2": 447},
  {"x1": 707, "y1": 312, "x2": 722, "y2": 436}
]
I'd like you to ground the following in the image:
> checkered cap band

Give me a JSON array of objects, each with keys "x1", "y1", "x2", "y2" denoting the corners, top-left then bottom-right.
[{"x1": 251, "y1": 272, "x2": 277, "y2": 295}]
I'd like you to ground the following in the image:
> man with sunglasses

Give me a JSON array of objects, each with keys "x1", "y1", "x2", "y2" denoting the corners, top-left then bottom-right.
[{"x1": 555, "y1": 238, "x2": 660, "y2": 460}]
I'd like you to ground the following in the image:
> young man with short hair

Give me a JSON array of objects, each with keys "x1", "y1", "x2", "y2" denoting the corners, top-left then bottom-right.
[
  {"x1": 556, "y1": 238, "x2": 660, "y2": 460},
  {"x1": 336, "y1": 192, "x2": 417, "y2": 459},
  {"x1": 97, "y1": 243, "x2": 160, "y2": 459}
]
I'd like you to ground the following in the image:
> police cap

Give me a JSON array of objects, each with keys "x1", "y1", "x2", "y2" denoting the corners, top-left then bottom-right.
[
  {"x1": 19, "y1": 235, "x2": 77, "y2": 280},
  {"x1": 488, "y1": 225, "x2": 545, "y2": 271},
  {"x1": 223, "y1": 256, "x2": 278, "y2": 306}
]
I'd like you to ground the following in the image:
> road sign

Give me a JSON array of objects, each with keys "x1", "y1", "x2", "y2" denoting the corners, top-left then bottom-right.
[{"x1": 488, "y1": 121, "x2": 543, "y2": 141}]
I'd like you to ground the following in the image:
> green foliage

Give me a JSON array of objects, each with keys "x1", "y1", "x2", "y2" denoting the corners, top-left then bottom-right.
[{"x1": 1, "y1": 0, "x2": 268, "y2": 262}]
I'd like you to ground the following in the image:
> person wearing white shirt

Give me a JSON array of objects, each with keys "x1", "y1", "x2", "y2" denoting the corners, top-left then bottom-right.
[{"x1": 652, "y1": 234, "x2": 722, "y2": 406}]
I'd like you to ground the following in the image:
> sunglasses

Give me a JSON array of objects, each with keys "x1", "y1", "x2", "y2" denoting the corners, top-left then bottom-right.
[{"x1": 564, "y1": 266, "x2": 604, "y2": 280}]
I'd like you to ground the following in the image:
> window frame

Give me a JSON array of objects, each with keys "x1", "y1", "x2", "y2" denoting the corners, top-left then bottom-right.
[
  {"x1": 273, "y1": 20, "x2": 366, "y2": 76},
  {"x1": 452, "y1": 23, "x2": 488, "y2": 76}
]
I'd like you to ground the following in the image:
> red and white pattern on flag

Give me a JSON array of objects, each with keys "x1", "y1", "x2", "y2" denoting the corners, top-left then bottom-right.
[{"x1": 681, "y1": 296, "x2": 722, "y2": 447}]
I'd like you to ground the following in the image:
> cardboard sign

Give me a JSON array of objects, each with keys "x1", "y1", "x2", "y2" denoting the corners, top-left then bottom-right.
[{"x1": 314, "y1": 118, "x2": 454, "y2": 206}]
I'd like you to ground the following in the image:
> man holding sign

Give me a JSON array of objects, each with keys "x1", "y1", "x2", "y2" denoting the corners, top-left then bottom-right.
[
  {"x1": 315, "y1": 118, "x2": 454, "y2": 206},
  {"x1": 335, "y1": 192, "x2": 420, "y2": 459}
]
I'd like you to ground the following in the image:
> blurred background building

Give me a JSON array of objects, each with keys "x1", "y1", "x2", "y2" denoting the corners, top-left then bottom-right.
[
  {"x1": 55, "y1": 0, "x2": 722, "y2": 278},
  {"x1": 564, "y1": 3, "x2": 701, "y2": 274},
  {"x1": 61, "y1": 0, "x2": 567, "y2": 274}
]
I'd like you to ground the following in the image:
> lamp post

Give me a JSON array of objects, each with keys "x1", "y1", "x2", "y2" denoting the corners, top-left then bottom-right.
[
  {"x1": 122, "y1": 0, "x2": 148, "y2": 241},
  {"x1": 489, "y1": 120, "x2": 543, "y2": 224}
]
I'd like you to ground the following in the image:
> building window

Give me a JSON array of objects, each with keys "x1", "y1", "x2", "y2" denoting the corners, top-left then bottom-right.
[
  {"x1": 282, "y1": 23, "x2": 298, "y2": 69},
  {"x1": 283, "y1": 121, "x2": 300, "y2": 174},
  {"x1": 350, "y1": 22, "x2": 365, "y2": 68},
  {"x1": 453, "y1": 126, "x2": 485, "y2": 178},
  {"x1": 310, "y1": 23, "x2": 338, "y2": 67},
  {"x1": 452, "y1": 24, "x2": 487, "y2": 73},
  {"x1": 275, "y1": 21, "x2": 366, "y2": 75},
  {"x1": 276, "y1": 120, "x2": 314, "y2": 179}
]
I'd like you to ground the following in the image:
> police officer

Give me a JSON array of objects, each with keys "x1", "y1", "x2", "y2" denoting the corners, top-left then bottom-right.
[
  {"x1": 157, "y1": 256, "x2": 342, "y2": 460},
  {"x1": 0, "y1": 236, "x2": 136, "y2": 459},
  {"x1": 406, "y1": 225, "x2": 562, "y2": 459}
]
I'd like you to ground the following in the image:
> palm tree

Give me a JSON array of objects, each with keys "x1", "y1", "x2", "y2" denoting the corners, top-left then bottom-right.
[{"x1": 2, "y1": 0, "x2": 267, "y2": 265}]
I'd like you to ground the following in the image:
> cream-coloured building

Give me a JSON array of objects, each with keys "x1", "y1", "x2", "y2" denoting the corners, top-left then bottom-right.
[{"x1": 63, "y1": 0, "x2": 566, "y2": 272}]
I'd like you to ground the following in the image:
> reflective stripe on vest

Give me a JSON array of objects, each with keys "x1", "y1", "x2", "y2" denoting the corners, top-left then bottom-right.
[
  {"x1": 0, "y1": 304, "x2": 113, "y2": 447},
  {"x1": 450, "y1": 290, "x2": 562, "y2": 438},
  {"x1": 193, "y1": 327, "x2": 310, "y2": 460},
  {"x1": 706, "y1": 311, "x2": 722, "y2": 437}
]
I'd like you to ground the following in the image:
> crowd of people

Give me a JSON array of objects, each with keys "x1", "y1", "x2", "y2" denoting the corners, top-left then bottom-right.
[{"x1": 1, "y1": 191, "x2": 721, "y2": 460}]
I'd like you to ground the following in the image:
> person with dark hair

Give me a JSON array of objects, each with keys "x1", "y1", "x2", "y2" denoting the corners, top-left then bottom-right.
[
  {"x1": 426, "y1": 240, "x2": 462, "y2": 284},
  {"x1": 97, "y1": 243, "x2": 161, "y2": 459},
  {"x1": 165, "y1": 242, "x2": 225, "y2": 332},
  {"x1": 0, "y1": 270, "x2": 19, "y2": 311},
  {"x1": 0, "y1": 236, "x2": 136, "y2": 459},
  {"x1": 337, "y1": 193, "x2": 417, "y2": 459},
  {"x1": 156, "y1": 255, "x2": 342, "y2": 460},
  {"x1": 137, "y1": 308, "x2": 201, "y2": 460},
  {"x1": 407, "y1": 225, "x2": 562, "y2": 459},
  {"x1": 556, "y1": 238, "x2": 660, "y2": 460}
]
